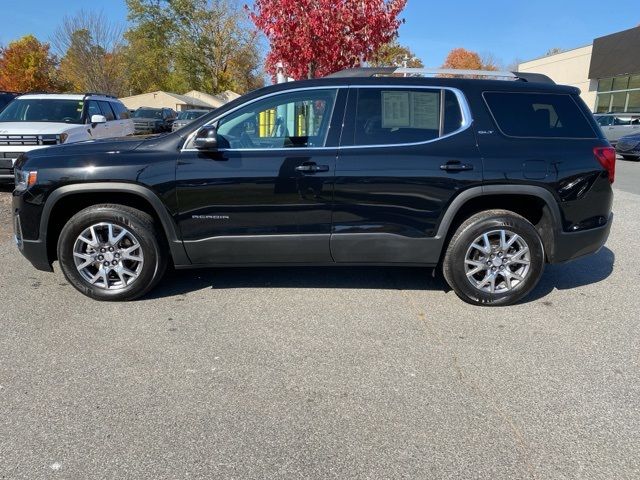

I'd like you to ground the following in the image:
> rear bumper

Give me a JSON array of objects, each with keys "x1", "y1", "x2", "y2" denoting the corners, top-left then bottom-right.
[
  {"x1": 549, "y1": 213, "x2": 613, "y2": 264},
  {"x1": 617, "y1": 151, "x2": 640, "y2": 158}
]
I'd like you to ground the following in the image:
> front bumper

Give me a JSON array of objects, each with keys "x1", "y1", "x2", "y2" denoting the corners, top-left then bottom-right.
[
  {"x1": 1, "y1": 154, "x2": 19, "y2": 182},
  {"x1": 134, "y1": 124, "x2": 162, "y2": 134},
  {"x1": 549, "y1": 213, "x2": 613, "y2": 264},
  {"x1": 13, "y1": 192, "x2": 53, "y2": 272}
]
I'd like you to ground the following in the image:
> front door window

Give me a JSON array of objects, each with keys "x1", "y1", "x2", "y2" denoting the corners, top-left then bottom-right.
[{"x1": 216, "y1": 89, "x2": 338, "y2": 149}]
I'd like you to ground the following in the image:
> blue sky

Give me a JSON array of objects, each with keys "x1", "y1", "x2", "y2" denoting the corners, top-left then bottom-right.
[{"x1": 1, "y1": 0, "x2": 638, "y2": 68}]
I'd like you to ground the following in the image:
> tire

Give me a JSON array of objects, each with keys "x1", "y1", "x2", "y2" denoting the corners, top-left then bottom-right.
[
  {"x1": 622, "y1": 155, "x2": 640, "y2": 161},
  {"x1": 442, "y1": 210, "x2": 545, "y2": 307},
  {"x1": 57, "y1": 204, "x2": 167, "y2": 301}
]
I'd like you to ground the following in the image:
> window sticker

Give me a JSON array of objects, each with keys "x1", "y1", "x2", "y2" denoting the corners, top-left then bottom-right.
[
  {"x1": 382, "y1": 91, "x2": 410, "y2": 128},
  {"x1": 382, "y1": 91, "x2": 439, "y2": 130},
  {"x1": 412, "y1": 92, "x2": 439, "y2": 130}
]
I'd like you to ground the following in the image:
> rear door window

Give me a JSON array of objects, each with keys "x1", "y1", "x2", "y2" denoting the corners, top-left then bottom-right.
[
  {"x1": 111, "y1": 102, "x2": 130, "y2": 119},
  {"x1": 98, "y1": 101, "x2": 116, "y2": 121},
  {"x1": 484, "y1": 92, "x2": 596, "y2": 138},
  {"x1": 351, "y1": 88, "x2": 464, "y2": 146}
]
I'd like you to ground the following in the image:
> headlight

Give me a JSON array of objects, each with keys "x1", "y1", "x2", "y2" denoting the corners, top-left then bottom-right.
[{"x1": 14, "y1": 169, "x2": 37, "y2": 191}]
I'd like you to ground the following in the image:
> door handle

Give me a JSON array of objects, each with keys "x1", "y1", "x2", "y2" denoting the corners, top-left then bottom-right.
[
  {"x1": 440, "y1": 162, "x2": 474, "y2": 172},
  {"x1": 295, "y1": 163, "x2": 330, "y2": 173}
]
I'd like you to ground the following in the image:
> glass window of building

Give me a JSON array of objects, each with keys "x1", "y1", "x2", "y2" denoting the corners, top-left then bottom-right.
[
  {"x1": 628, "y1": 91, "x2": 640, "y2": 112},
  {"x1": 596, "y1": 74, "x2": 640, "y2": 113}
]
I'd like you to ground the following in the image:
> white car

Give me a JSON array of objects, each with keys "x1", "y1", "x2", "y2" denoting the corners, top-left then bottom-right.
[
  {"x1": 594, "y1": 113, "x2": 640, "y2": 145},
  {"x1": 0, "y1": 93, "x2": 134, "y2": 182}
]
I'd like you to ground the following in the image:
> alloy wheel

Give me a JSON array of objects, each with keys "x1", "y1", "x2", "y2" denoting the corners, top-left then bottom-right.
[
  {"x1": 464, "y1": 229, "x2": 531, "y2": 294},
  {"x1": 72, "y1": 222, "x2": 144, "y2": 290}
]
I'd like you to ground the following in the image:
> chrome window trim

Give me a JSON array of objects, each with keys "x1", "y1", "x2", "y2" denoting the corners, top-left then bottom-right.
[{"x1": 181, "y1": 84, "x2": 473, "y2": 152}]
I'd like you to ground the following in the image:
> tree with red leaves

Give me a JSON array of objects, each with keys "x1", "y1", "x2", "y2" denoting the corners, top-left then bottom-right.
[{"x1": 248, "y1": 0, "x2": 407, "y2": 80}]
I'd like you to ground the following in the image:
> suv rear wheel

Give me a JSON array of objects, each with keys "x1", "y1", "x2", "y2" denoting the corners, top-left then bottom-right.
[
  {"x1": 443, "y1": 210, "x2": 545, "y2": 306},
  {"x1": 57, "y1": 204, "x2": 167, "y2": 301}
]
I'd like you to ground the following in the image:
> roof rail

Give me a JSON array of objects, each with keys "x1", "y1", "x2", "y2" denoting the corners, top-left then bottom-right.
[
  {"x1": 82, "y1": 92, "x2": 118, "y2": 99},
  {"x1": 16, "y1": 91, "x2": 119, "y2": 98},
  {"x1": 326, "y1": 67, "x2": 555, "y2": 84}
]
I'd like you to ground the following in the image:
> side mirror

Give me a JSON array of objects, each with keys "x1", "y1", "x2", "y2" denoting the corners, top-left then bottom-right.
[
  {"x1": 193, "y1": 125, "x2": 218, "y2": 150},
  {"x1": 91, "y1": 114, "x2": 107, "y2": 126}
]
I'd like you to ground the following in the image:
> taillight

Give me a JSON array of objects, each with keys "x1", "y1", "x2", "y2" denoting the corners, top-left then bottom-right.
[{"x1": 594, "y1": 146, "x2": 616, "y2": 184}]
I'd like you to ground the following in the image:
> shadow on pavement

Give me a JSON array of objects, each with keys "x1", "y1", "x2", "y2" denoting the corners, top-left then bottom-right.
[
  {"x1": 147, "y1": 265, "x2": 447, "y2": 300},
  {"x1": 525, "y1": 246, "x2": 615, "y2": 303},
  {"x1": 146, "y1": 246, "x2": 615, "y2": 303}
]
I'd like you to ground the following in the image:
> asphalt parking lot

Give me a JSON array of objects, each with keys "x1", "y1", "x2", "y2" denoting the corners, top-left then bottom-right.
[{"x1": 1, "y1": 160, "x2": 639, "y2": 479}]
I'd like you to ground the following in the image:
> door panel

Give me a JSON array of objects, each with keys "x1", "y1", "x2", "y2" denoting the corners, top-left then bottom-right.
[
  {"x1": 176, "y1": 88, "x2": 345, "y2": 265},
  {"x1": 331, "y1": 87, "x2": 482, "y2": 264},
  {"x1": 176, "y1": 149, "x2": 337, "y2": 264}
]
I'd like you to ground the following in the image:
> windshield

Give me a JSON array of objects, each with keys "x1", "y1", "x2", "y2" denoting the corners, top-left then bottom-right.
[
  {"x1": 0, "y1": 98, "x2": 84, "y2": 123},
  {"x1": 177, "y1": 111, "x2": 207, "y2": 120},
  {"x1": 134, "y1": 109, "x2": 163, "y2": 119}
]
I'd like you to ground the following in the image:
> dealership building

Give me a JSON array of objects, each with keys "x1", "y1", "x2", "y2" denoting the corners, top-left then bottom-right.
[{"x1": 519, "y1": 26, "x2": 640, "y2": 113}]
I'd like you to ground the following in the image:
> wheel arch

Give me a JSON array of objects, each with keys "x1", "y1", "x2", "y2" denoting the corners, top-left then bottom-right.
[
  {"x1": 436, "y1": 185, "x2": 562, "y2": 263},
  {"x1": 42, "y1": 183, "x2": 189, "y2": 267}
]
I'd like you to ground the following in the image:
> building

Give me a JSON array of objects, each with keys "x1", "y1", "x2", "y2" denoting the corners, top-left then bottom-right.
[
  {"x1": 519, "y1": 26, "x2": 640, "y2": 113},
  {"x1": 183, "y1": 90, "x2": 240, "y2": 108},
  {"x1": 119, "y1": 90, "x2": 239, "y2": 112}
]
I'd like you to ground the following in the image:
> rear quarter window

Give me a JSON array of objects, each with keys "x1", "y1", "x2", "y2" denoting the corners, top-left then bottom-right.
[{"x1": 484, "y1": 92, "x2": 596, "y2": 139}]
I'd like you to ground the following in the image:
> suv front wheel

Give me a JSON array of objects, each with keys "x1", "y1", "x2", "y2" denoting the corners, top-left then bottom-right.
[
  {"x1": 443, "y1": 210, "x2": 545, "y2": 306},
  {"x1": 57, "y1": 204, "x2": 167, "y2": 301}
]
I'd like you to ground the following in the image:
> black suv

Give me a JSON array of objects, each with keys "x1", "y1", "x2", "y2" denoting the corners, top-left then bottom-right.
[
  {"x1": 12, "y1": 68, "x2": 615, "y2": 306},
  {"x1": 132, "y1": 107, "x2": 177, "y2": 134}
]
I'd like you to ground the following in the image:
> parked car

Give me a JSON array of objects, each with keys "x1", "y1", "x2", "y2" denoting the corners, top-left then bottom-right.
[
  {"x1": 0, "y1": 93, "x2": 133, "y2": 183},
  {"x1": 594, "y1": 113, "x2": 640, "y2": 145},
  {"x1": 615, "y1": 133, "x2": 640, "y2": 160},
  {"x1": 0, "y1": 91, "x2": 20, "y2": 112},
  {"x1": 13, "y1": 68, "x2": 614, "y2": 306},
  {"x1": 132, "y1": 107, "x2": 176, "y2": 134},
  {"x1": 171, "y1": 109, "x2": 210, "y2": 131}
]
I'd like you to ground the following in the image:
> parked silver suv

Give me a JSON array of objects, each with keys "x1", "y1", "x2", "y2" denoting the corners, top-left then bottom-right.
[{"x1": 595, "y1": 113, "x2": 640, "y2": 145}]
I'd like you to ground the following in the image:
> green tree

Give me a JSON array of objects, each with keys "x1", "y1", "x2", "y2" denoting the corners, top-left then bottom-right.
[
  {"x1": 369, "y1": 40, "x2": 424, "y2": 68},
  {"x1": 0, "y1": 35, "x2": 62, "y2": 92},
  {"x1": 53, "y1": 11, "x2": 128, "y2": 96},
  {"x1": 125, "y1": 0, "x2": 180, "y2": 94},
  {"x1": 125, "y1": 0, "x2": 263, "y2": 95}
]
